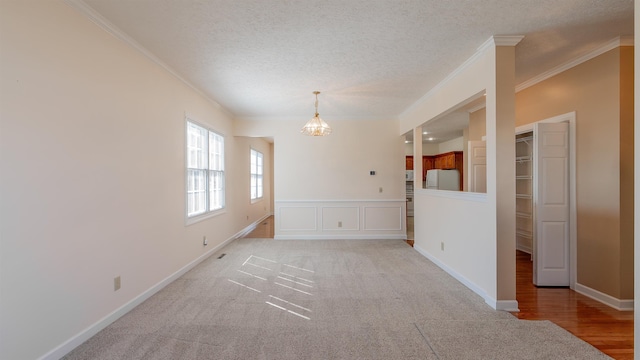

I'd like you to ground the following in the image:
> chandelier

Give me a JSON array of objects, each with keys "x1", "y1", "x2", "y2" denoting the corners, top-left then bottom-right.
[{"x1": 301, "y1": 91, "x2": 332, "y2": 136}]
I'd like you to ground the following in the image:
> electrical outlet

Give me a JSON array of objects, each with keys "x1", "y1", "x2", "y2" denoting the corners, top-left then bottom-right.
[
  {"x1": 338, "y1": 221, "x2": 342, "y2": 228},
  {"x1": 114, "y1": 276, "x2": 121, "y2": 291},
  {"x1": 203, "y1": 236, "x2": 208, "y2": 246},
  {"x1": 379, "y1": 187, "x2": 383, "y2": 193},
  {"x1": 441, "y1": 242, "x2": 444, "y2": 251}
]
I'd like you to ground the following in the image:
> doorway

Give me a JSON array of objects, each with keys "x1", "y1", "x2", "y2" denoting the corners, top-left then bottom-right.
[
  {"x1": 406, "y1": 156, "x2": 415, "y2": 246},
  {"x1": 515, "y1": 112, "x2": 577, "y2": 288}
]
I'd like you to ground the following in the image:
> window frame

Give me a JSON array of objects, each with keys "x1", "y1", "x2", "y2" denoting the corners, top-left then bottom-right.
[
  {"x1": 185, "y1": 117, "x2": 226, "y2": 225},
  {"x1": 250, "y1": 148, "x2": 264, "y2": 202}
]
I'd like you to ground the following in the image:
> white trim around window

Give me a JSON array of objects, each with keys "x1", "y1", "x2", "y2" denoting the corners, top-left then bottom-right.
[
  {"x1": 250, "y1": 148, "x2": 264, "y2": 203},
  {"x1": 185, "y1": 117, "x2": 226, "y2": 225}
]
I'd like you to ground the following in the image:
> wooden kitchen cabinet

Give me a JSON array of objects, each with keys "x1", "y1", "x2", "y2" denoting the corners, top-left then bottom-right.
[
  {"x1": 434, "y1": 152, "x2": 462, "y2": 170},
  {"x1": 433, "y1": 151, "x2": 463, "y2": 190},
  {"x1": 434, "y1": 156, "x2": 442, "y2": 169},
  {"x1": 434, "y1": 152, "x2": 456, "y2": 169},
  {"x1": 422, "y1": 156, "x2": 434, "y2": 181},
  {"x1": 405, "y1": 156, "x2": 414, "y2": 170},
  {"x1": 408, "y1": 152, "x2": 463, "y2": 189}
]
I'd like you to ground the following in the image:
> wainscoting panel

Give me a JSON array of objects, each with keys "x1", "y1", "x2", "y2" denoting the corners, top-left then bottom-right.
[
  {"x1": 322, "y1": 206, "x2": 359, "y2": 231},
  {"x1": 275, "y1": 200, "x2": 406, "y2": 240},
  {"x1": 363, "y1": 206, "x2": 403, "y2": 231},
  {"x1": 279, "y1": 206, "x2": 317, "y2": 231}
]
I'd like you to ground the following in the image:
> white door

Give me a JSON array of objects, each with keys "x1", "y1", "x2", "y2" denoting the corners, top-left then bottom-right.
[
  {"x1": 467, "y1": 141, "x2": 486, "y2": 193},
  {"x1": 533, "y1": 122, "x2": 570, "y2": 286}
]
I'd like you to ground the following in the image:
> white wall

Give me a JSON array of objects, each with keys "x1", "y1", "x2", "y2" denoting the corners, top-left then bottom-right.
[
  {"x1": 278, "y1": 119, "x2": 404, "y2": 200},
  {"x1": 404, "y1": 142, "x2": 439, "y2": 155},
  {"x1": 236, "y1": 118, "x2": 407, "y2": 239},
  {"x1": 0, "y1": 2, "x2": 271, "y2": 359},
  {"x1": 413, "y1": 191, "x2": 494, "y2": 296},
  {"x1": 399, "y1": 37, "x2": 519, "y2": 310},
  {"x1": 403, "y1": 139, "x2": 463, "y2": 156},
  {"x1": 438, "y1": 137, "x2": 464, "y2": 153}
]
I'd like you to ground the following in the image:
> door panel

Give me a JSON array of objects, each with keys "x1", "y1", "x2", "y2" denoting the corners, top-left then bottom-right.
[
  {"x1": 541, "y1": 158, "x2": 568, "y2": 205},
  {"x1": 533, "y1": 122, "x2": 569, "y2": 286},
  {"x1": 540, "y1": 222, "x2": 567, "y2": 268},
  {"x1": 467, "y1": 141, "x2": 486, "y2": 193}
]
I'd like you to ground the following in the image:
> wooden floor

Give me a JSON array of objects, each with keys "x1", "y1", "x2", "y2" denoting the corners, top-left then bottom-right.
[
  {"x1": 513, "y1": 250, "x2": 634, "y2": 359},
  {"x1": 245, "y1": 216, "x2": 275, "y2": 238},
  {"x1": 245, "y1": 219, "x2": 633, "y2": 358}
]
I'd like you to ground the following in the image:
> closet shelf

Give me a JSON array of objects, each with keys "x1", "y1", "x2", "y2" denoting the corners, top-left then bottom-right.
[
  {"x1": 516, "y1": 230, "x2": 533, "y2": 238},
  {"x1": 516, "y1": 132, "x2": 534, "y2": 254}
]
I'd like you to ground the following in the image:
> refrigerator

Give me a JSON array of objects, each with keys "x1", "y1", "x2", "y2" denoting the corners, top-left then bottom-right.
[{"x1": 426, "y1": 169, "x2": 460, "y2": 190}]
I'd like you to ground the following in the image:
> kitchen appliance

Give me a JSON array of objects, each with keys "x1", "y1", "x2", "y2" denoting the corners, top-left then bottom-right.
[
  {"x1": 426, "y1": 169, "x2": 460, "y2": 190},
  {"x1": 405, "y1": 170, "x2": 414, "y2": 181},
  {"x1": 406, "y1": 194, "x2": 413, "y2": 216},
  {"x1": 406, "y1": 170, "x2": 414, "y2": 216},
  {"x1": 406, "y1": 182, "x2": 414, "y2": 216}
]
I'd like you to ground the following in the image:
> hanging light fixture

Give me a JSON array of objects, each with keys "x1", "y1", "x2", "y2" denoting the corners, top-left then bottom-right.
[{"x1": 301, "y1": 91, "x2": 332, "y2": 136}]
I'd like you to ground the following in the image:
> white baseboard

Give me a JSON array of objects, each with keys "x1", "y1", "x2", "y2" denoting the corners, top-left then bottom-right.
[
  {"x1": 515, "y1": 244, "x2": 531, "y2": 254},
  {"x1": 413, "y1": 245, "x2": 519, "y2": 312},
  {"x1": 413, "y1": 245, "x2": 486, "y2": 298},
  {"x1": 40, "y1": 217, "x2": 268, "y2": 360},
  {"x1": 574, "y1": 282, "x2": 634, "y2": 311},
  {"x1": 492, "y1": 300, "x2": 520, "y2": 312},
  {"x1": 274, "y1": 234, "x2": 407, "y2": 240},
  {"x1": 235, "y1": 213, "x2": 272, "y2": 238}
]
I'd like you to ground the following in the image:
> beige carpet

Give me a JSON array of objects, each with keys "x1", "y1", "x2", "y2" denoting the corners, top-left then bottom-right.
[
  {"x1": 417, "y1": 319, "x2": 609, "y2": 359},
  {"x1": 63, "y1": 238, "x2": 610, "y2": 359}
]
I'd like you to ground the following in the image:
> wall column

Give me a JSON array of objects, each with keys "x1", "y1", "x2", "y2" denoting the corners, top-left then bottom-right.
[
  {"x1": 413, "y1": 127, "x2": 423, "y2": 184},
  {"x1": 486, "y1": 36, "x2": 522, "y2": 310}
]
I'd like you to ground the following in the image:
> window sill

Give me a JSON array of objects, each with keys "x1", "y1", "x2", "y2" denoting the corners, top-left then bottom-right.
[
  {"x1": 251, "y1": 197, "x2": 264, "y2": 205},
  {"x1": 185, "y1": 208, "x2": 226, "y2": 226}
]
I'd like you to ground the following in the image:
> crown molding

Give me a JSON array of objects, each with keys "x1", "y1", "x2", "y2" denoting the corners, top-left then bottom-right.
[
  {"x1": 477, "y1": 35, "x2": 525, "y2": 52},
  {"x1": 401, "y1": 52, "x2": 482, "y2": 117},
  {"x1": 619, "y1": 35, "x2": 634, "y2": 46},
  {"x1": 466, "y1": 103, "x2": 487, "y2": 114},
  {"x1": 53, "y1": 5, "x2": 633, "y2": 122},
  {"x1": 468, "y1": 35, "x2": 633, "y2": 114},
  {"x1": 236, "y1": 115, "x2": 394, "y2": 123},
  {"x1": 406, "y1": 34, "x2": 631, "y2": 117},
  {"x1": 516, "y1": 36, "x2": 634, "y2": 92},
  {"x1": 62, "y1": 0, "x2": 235, "y2": 119},
  {"x1": 493, "y1": 35, "x2": 525, "y2": 46},
  {"x1": 401, "y1": 35, "x2": 524, "y2": 118}
]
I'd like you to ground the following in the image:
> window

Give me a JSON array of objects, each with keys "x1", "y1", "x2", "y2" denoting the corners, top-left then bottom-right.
[
  {"x1": 186, "y1": 120, "x2": 225, "y2": 218},
  {"x1": 250, "y1": 149, "x2": 263, "y2": 200}
]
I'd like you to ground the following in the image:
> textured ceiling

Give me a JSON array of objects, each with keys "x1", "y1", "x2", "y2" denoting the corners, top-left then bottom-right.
[{"x1": 78, "y1": 0, "x2": 633, "y2": 123}]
